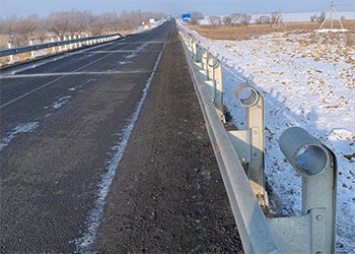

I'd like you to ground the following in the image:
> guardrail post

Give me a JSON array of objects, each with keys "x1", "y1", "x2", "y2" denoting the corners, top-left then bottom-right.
[
  {"x1": 57, "y1": 37, "x2": 61, "y2": 52},
  {"x1": 51, "y1": 38, "x2": 56, "y2": 54},
  {"x1": 195, "y1": 44, "x2": 203, "y2": 64},
  {"x1": 78, "y1": 35, "x2": 82, "y2": 48},
  {"x1": 267, "y1": 127, "x2": 337, "y2": 253},
  {"x1": 228, "y1": 82, "x2": 267, "y2": 207},
  {"x1": 7, "y1": 40, "x2": 14, "y2": 64},
  {"x1": 207, "y1": 56, "x2": 225, "y2": 123},
  {"x1": 29, "y1": 39, "x2": 35, "y2": 59},
  {"x1": 201, "y1": 49, "x2": 209, "y2": 77},
  {"x1": 68, "y1": 36, "x2": 73, "y2": 50},
  {"x1": 206, "y1": 54, "x2": 214, "y2": 81},
  {"x1": 192, "y1": 41, "x2": 197, "y2": 62},
  {"x1": 73, "y1": 35, "x2": 78, "y2": 48},
  {"x1": 63, "y1": 36, "x2": 68, "y2": 51}
]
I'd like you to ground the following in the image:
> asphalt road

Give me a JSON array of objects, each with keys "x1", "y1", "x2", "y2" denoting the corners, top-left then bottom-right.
[{"x1": 0, "y1": 20, "x2": 242, "y2": 253}]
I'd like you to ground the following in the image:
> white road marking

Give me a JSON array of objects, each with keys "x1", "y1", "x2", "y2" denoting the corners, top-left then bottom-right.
[
  {"x1": 74, "y1": 42, "x2": 167, "y2": 253},
  {"x1": 0, "y1": 70, "x2": 152, "y2": 79},
  {"x1": 0, "y1": 43, "x2": 151, "y2": 109}
]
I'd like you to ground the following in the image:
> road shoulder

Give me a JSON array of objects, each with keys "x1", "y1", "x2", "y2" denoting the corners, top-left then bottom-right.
[{"x1": 97, "y1": 23, "x2": 242, "y2": 253}]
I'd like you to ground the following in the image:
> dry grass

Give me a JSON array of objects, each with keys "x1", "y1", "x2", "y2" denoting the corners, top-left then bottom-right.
[{"x1": 188, "y1": 20, "x2": 355, "y2": 45}]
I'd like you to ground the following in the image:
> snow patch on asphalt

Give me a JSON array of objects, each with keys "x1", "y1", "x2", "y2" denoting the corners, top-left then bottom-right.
[
  {"x1": 68, "y1": 78, "x2": 97, "y2": 92},
  {"x1": 52, "y1": 96, "x2": 72, "y2": 110},
  {"x1": 125, "y1": 43, "x2": 149, "y2": 60},
  {"x1": 0, "y1": 122, "x2": 39, "y2": 151},
  {"x1": 75, "y1": 42, "x2": 167, "y2": 253}
]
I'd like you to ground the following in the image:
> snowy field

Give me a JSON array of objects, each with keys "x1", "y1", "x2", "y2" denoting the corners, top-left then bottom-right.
[{"x1": 179, "y1": 22, "x2": 354, "y2": 252}]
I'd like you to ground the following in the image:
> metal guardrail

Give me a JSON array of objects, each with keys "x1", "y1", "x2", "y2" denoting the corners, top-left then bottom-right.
[
  {"x1": 0, "y1": 33, "x2": 123, "y2": 64},
  {"x1": 179, "y1": 28, "x2": 337, "y2": 254}
]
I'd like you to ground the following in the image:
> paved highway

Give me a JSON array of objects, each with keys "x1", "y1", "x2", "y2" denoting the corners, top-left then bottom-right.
[{"x1": 0, "y1": 21, "x2": 241, "y2": 253}]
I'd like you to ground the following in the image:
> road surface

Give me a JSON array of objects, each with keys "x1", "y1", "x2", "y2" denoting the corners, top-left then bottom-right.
[{"x1": 0, "y1": 20, "x2": 242, "y2": 253}]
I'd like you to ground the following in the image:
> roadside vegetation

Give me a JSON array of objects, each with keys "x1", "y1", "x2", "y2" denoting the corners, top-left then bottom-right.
[
  {"x1": 0, "y1": 9, "x2": 167, "y2": 48},
  {"x1": 188, "y1": 18, "x2": 354, "y2": 47},
  {"x1": 189, "y1": 21, "x2": 355, "y2": 46},
  {"x1": 185, "y1": 11, "x2": 354, "y2": 48}
]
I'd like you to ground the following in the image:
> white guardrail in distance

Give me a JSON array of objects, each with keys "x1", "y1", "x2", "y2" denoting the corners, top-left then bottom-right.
[
  {"x1": 0, "y1": 33, "x2": 123, "y2": 64},
  {"x1": 178, "y1": 28, "x2": 337, "y2": 254}
]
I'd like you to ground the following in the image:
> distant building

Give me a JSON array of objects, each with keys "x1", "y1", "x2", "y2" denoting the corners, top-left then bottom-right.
[{"x1": 181, "y1": 13, "x2": 191, "y2": 21}]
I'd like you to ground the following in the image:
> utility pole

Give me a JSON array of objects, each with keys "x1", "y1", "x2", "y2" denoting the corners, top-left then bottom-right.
[
  {"x1": 272, "y1": 12, "x2": 287, "y2": 29},
  {"x1": 319, "y1": 3, "x2": 345, "y2": 30}
]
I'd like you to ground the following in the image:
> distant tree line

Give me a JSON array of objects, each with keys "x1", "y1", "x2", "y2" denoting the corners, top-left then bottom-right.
[
  {"x1": 0, "y1": 9, "x2": 167, "y2": 47},
  {"x1": 310, "y1": 12, "x2": 326, "y2": 23},
  {"x1": 204, "y1": 11, "x2": 335, "y2": 26},
  {"x1": 208, "y1": 13, "x2": 252, "y2": 26}
]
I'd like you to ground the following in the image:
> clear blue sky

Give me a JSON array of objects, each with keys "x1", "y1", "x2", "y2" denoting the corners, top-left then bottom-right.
[{"x1": 0, "y1": 0, "x2": 354, "y2": 18}]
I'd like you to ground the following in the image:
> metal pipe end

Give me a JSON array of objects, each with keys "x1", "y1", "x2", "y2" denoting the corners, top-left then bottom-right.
[
  {"x1": 208, "y1": 56, "x2": 220, "y2": 68},
  {"x1": 279, "y1": 127, "x2": 330, "y2": 177},
  {"x1": 235, "y1": 82, "x2": 260, "y2": 107}
]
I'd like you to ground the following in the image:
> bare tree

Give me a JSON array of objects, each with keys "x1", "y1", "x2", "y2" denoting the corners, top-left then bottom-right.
[
  {"x1": 209, "y1": 15, "x2": 222, "y2": 26},
  {"x1": 14, "y1": 14, "x2": 38, "y2": 45},
  {"x1": 230, "y1": 13, "x2": 251, "y2": 26},
  {"x1": 223, "y1": 15, "x2": 232, "y2": 26},
  {"x1": 47, "y1": 11, "x2": 70, "y2": 38},
  {"x1": 100, "y1": 11, "x2": 119, "y2": 32},
  {"x1": 89, "y1": 15, "x2": 106, "y2": 35},
  {"x1": 256, "y1": 15, "x2": 271, "y2": 24},
  {"x1": 189, "y1": 11, "x2": 204, "y2": 25},
  {"x1": 317, "y1": 12, "x2": 326, "y2": 23},
  {"x1": 35, "y1": 19, "x2": 48, "y2": 43},
  {"x1": 0, "y1": 17, "x2": 3, "y2": 35},
  {"x1": 67, "y1": 9, "x2": 80, "y2": 36},
  {"x1": 230, "y1": 13, "x2": 239, "y2": 25},
  {"x1": 310, "y1": 14, "x2": 317, "y2": 22},
  {"x1": 240, "y1": 14, "x2": 251, "y2": 26},
  {"x1": 2, "y1": 15, "x2": 18, "y2": 40}
]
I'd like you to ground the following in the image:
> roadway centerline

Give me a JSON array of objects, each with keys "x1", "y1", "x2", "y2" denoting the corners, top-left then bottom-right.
[{"x1": 74, "y1": 50, "x2": 162, "y2": 54}]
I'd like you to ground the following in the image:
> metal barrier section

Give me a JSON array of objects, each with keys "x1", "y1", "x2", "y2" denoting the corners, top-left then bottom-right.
[
  {"x1": 178, "y1": 28, "x2": 337, "y2": 254},
  {"x1": 179, "y1": 31, "x2": 280, "y2": 254},
  {"x1": 0, "y1": 33, "x2": 123, "y2": 63}
]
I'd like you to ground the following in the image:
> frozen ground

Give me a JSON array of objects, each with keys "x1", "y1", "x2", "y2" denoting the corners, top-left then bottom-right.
[{"x1": 179, "y1": 24, "x2": 355, "y2": 252}]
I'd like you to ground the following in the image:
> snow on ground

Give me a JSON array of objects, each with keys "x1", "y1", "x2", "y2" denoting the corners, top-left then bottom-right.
[{"x1": 179, "y1": 23, "x2": 355, "y2": 252}]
